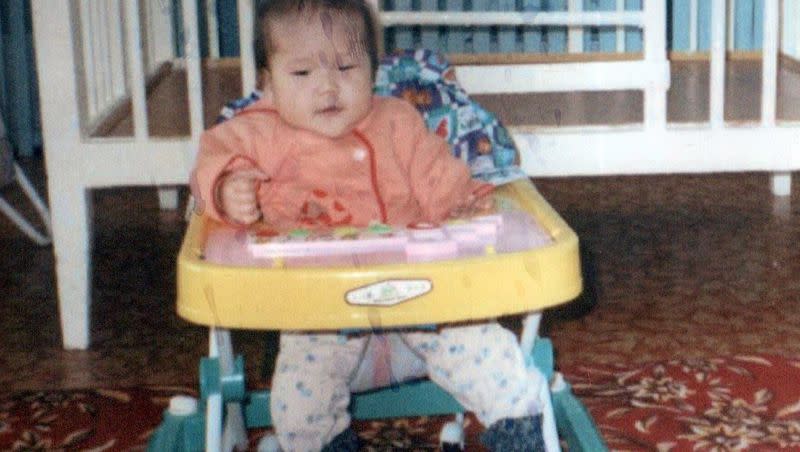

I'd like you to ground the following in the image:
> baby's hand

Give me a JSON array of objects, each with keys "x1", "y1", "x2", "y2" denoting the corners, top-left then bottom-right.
[
  {"x1": 219, "y1": 168, "x2": 269, "y2": 225},
  {"x1": 449, "y1": 190, "x2": 494, "y2": 219}
]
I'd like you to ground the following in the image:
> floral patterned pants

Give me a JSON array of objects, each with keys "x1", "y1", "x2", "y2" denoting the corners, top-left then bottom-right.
[{"x1": 269, "y1": 323, "x2": 547, "y2": 451}]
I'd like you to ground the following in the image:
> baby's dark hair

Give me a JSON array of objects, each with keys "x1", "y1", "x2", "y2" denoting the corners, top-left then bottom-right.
[{"x1": 254, "y1": 0, "x2": 379, "y2": 78}]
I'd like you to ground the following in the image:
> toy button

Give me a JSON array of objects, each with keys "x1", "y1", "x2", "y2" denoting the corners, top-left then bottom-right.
[
  {"x1": 288, "y1": 229, "x2": 310, "y2": 239},
  {"x1": 367, "y1": 223, "x2": 393, "y2": 235}
]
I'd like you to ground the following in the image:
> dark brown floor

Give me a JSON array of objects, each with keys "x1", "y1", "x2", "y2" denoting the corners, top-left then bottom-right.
[{"x1": 2, "y1": 158, "x2": 799, "y2": 391}]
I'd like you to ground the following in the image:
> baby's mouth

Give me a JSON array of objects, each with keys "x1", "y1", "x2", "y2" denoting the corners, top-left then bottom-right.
[{"x1": 317, "y1": 105, "x2": 343, "y2": 115}]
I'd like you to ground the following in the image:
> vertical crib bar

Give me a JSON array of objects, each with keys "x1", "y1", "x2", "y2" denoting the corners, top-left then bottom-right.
[
  {"x1": 91, "y1": 4, "x2": 108, "y2": 113},
  {"x1": 643, "y1": 0, "x2": 667, "y2": 130},
  {"x1": 238, "y1": 0, "x2": 256, "y2": 95},
  {"x1": 183, "y1": 0, "x2": 205, "y2": 142},
  {"x1": 207, "y1": 0, "x2": 220, "y2": 58},
  {"x1": 100, "y1": 4, "x2": 114, "y2": 108},
  {"x1": 124, "y1": 0, "x2": 149, "y2": 140},
  {"x1": 108, "y1": 1, "x2": 126, "y2": 100},
  {"x1": 761, "y1": 0, "x2": 778, "y2": 127},
  {"x1": 709, "y1": 0, "x2": 726, "y2": 128},
  {"x1": 727, "y1": 0, "x2": 736, "y2": 50},
  {"x1": 79, "y1": 1, "x2": 98, "y2": 120},
  {"x1": 567, "y1": 0, "x2": 583, "y2": 52},
  {"x1": 146, "y1": 0, "x2": 177, "y2": 71}
]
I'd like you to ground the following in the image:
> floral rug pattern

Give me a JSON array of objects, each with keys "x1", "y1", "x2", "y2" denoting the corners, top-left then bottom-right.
[{"x1": 3, "y1": 354, "x2": 800, "y2": 451}]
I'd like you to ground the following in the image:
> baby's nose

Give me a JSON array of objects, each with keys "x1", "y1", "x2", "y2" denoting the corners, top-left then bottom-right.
[{"x1": 319, "y1": 68, "x2": 340, "y2": 93}]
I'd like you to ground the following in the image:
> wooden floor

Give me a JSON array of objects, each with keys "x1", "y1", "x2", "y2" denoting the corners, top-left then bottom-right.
[
  {"x1": 3, "y1": 159, "x2": 800, "y2": 391},
  {"x1": 98, "y1": 58, "x2": 800, "y2": 137}
]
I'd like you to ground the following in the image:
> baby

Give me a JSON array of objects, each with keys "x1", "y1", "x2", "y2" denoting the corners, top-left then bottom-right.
[{"x1": 192, "y1": 1, "x2": 547, "y2": 450}]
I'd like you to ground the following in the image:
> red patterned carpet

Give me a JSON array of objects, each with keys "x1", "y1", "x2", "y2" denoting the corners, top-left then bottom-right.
[{"x1": 4, "y1": 354, "x2": 800, "y2": 451}]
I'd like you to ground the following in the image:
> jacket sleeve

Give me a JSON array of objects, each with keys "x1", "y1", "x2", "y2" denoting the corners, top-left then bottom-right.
[
  {"x1": 190, "y1": 119, "x2": 264, "y2": 223},
  {"x1": 398, "y1": 101, "x2": 493, "y2": 222}
]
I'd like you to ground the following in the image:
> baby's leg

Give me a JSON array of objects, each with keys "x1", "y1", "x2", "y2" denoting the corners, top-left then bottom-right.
[
  {"x1": 270, "y1": 332, "x2": 368, "y2": 452},
  {"x1": 402, "y1": 323, "x2": 547, "y2": 451}
]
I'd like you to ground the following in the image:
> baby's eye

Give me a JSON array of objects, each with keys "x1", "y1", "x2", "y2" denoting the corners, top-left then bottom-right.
[
  {"x1": 338, "y1": 65, "x2": 355, "y2": 72},
  {"x1": 291, "y1": 70, "x2": 310, "y2": 77}
]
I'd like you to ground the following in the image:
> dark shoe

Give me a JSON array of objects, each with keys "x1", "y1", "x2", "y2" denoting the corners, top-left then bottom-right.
[
  {"x1": 481, "y1": 415, "x2": 546, "y2": 452},
  {"x1": 321, "y1": 427, "x2": 361, "y2": 452}
]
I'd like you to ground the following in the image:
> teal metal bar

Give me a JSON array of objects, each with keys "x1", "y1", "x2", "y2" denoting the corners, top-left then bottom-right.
[{"x1": 553, "y1": 383, "x2": 609, "y2": 452}]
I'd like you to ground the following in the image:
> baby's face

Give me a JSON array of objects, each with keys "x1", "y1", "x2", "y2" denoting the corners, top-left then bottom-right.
[{"x1": 264, "y1": 11, "x2": 373, "y2": 138}]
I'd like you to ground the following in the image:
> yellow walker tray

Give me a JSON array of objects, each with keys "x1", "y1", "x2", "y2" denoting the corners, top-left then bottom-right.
[
  {"x1": 177, "y1": 179, "x2": 582, "y2": 330},
  {"x1": 154, "y1": 178, "x2": 608, "y2": 452}
]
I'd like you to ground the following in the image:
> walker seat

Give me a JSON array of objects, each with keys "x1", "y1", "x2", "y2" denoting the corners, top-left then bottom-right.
[{"x1": 149, "y1": 177, "x2": 606, "y2": 451}]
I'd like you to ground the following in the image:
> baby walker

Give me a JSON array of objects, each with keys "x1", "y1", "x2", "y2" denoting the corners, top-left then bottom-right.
[
  {"x1": 149, "y1": 48, "x2": 606, "y2": 451},
  {"x1": 147, "y1": 177, "x2": 606, "y2": 451}
]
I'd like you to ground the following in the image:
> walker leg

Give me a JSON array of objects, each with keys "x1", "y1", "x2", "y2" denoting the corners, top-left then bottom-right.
[
  {"x1": 439, "y1": 412, "x2": 465, "y2": 451},
  {"x1": 211, "y1": 328, "x2": 248, "y2": 451},
  {"x1": 551, "y1": 373, "x2": 608, "y2": 452},
  {"x1": 206, "y1": 393, "x2": 224, "y2": 452}
]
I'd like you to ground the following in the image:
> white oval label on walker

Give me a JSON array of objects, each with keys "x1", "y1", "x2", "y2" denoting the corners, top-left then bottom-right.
[{"x1": 346, "y1": 279, "x2": 432, "y2": 306}]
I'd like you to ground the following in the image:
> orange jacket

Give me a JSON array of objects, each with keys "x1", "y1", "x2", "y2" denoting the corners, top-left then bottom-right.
[{"x1": 192, "y1": 96, "x2": 490, "y2": 229}]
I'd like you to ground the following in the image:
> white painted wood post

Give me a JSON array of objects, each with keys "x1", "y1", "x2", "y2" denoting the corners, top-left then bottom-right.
[
  {"x1": 567, "y1": 0, "x2": 583, "y2": 53},
  {"x1": 124, "y1": 0, "x2": 149, "y2": 141},
  {"x1": 206, "y1": 0, "x2": 220, "y2": 58},
  {"x1": 182, "y1": 0, "x2": 205, "y2": 144},
  {"x1": 762, "y1": 0, "x2": 790, "y2": 196},
  {"x1": 238, "y1": 0, "x2": 256, "y2": 96},
  {"x1": 32, "y1": 1, "x2": 93, "y2": 349},
  {"x1": 146, "y1": 0, "x2": 177, "y2": 71},
  {"x1": 710, "y1": 0, "x2": 726, "y2": 128},
  {"x1": 643, "y1": 0, "x2": 668, "y2": 131}
]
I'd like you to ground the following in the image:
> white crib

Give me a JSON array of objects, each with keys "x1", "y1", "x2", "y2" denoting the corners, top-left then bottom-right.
[{"x1": 32, "y1": 0, "x2": 797, "y2": 350}]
